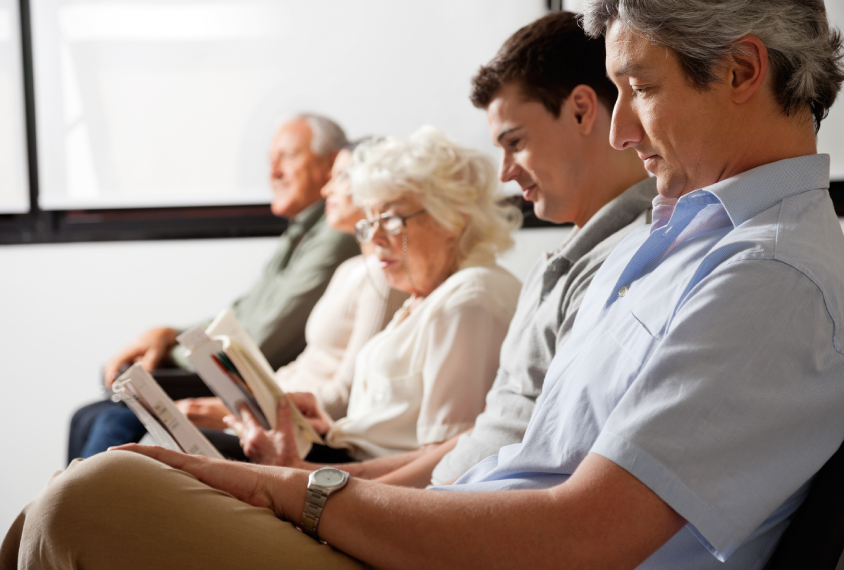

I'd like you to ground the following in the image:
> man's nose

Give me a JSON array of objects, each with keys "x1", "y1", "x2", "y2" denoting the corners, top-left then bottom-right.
[
  {"x1": 499, "y1": 153, "x2": 519, "y2": 183},
  {"x1": 609, "y1": 97, "x2": 643, "y2": 150},
  {"x1": 270, "y1": 158, "x2": 283, "y2": 179}
]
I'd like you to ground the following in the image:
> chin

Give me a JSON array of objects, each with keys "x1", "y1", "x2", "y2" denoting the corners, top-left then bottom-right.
[{"x1": 531, "y1": 200, "x2": 556, "y2": 224}]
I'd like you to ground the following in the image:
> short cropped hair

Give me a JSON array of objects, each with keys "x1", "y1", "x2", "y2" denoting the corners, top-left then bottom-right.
[
  {"x1": 293, "y1": 113, "x2": 348, "y2": 157},
  {"x1": 470, "y1": 11, "x2": 617, "y2": 116},
  {"x1": 582, "y1": 0, "x2": 844, "y2": 131},
  {"x1": 349, "y1": 126, "x2": 522, "y2": 264}
]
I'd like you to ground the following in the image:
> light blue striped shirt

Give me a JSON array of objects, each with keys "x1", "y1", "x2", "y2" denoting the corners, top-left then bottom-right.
[{"x1": 439, "y1": 155, "x2": 844, "y2": 568}]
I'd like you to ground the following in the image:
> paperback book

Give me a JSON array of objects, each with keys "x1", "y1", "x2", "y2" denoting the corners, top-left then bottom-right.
[
  {"x1": 112, "y1": 363, "x2": 224, "y2": 459},
  {"x1": 177, "y1": 309, "x2": 323, "y2": 458}
]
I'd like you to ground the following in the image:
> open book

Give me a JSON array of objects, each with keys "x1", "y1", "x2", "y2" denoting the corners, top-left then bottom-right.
[
  {"x1": 177, "y1": 309, "x2": 323, "y2": 459},
  {"x1": 112, "y1": 363, "x2": 223, "y2": 459}
]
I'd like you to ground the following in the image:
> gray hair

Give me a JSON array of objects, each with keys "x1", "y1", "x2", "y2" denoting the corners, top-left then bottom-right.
[
  {"x1": 293, "y1": 113, "x2": 348, "y2": 157},
  {"x1": 582, "y1": 0, "x2": 844, "y2": 132}
]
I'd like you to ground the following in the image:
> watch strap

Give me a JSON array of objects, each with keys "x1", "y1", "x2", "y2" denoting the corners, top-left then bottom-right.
[{"x1": 300, "y1": 486, "x2": 329, "y2": 539}]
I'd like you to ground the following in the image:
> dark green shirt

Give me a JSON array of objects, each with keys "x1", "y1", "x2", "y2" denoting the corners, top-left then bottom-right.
[{"x1": 171, "y1": 200, "x2": 360, "y2": 370}]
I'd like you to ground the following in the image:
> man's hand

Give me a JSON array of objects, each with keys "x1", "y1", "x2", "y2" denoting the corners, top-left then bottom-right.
[
  {"x1": 103, "y1": 327, "x2": 178, "y2": 387},
  {"x1": 225, "y1": 398, "x2": 304, "y2": 468},
  {"x1": 175, "y1": 397, "x2": 230, "y2": 430},
  {"x1": 287, "y1": 392, "x2": 333, "y2": 435},
  {"x1": 108, "y1": 445, "x2": 306, "y2": 523}
]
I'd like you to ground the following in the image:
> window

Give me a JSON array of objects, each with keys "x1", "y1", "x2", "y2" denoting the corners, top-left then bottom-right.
[
  {"x1": 29, "y1": 0, "x2": 546, "y2": 211},
  {"x1": 0, "y1": 0, "x2": 28, "y2": 214}
]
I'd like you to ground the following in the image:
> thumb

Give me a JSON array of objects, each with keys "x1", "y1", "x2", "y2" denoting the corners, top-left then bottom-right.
[
  {"x1": 276, "y1": 398, "x2": 298, "y2": 446},
  {"x1": 141, "y1": 347, "x2": 160, "y2": 372}
]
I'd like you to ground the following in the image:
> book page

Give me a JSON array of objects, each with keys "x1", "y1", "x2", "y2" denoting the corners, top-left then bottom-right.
[{"x1": 112, "y1": 363, "x2": 224, "y2": 459}]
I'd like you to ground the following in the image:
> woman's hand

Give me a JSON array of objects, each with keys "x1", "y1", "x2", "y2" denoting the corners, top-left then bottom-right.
[
  {"x1": 225, "y1": 398, "x2": 304, "y2": 468},
  {"x1": 287, "y1": 392, "x2": 334, "y2": 435},
  {"x1": 107, "y1": 444, "x2": 306, "y2": 522},
  {"x1": 175, "y1": 397, "x2": 230, "y2": 430}
]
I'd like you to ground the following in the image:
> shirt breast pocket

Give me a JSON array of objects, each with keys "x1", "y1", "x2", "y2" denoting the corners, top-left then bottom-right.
[{"x1": 609, "y1": 309, "x2": 658, "y2": 367}]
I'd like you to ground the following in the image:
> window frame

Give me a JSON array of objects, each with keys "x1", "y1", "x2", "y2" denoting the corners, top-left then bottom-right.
[{"x1": 0, "y1": 0, "x2": 839, "y2": 245}]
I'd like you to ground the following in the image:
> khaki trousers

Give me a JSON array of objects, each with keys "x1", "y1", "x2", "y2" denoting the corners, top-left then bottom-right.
[{"x1": 1, "y1": 451, "x2": 367, "y2": 570}]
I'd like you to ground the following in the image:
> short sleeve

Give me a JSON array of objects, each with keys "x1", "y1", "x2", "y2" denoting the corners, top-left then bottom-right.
[{"x1": 591, "y1": 259, "x2": 844, "y2": 560}]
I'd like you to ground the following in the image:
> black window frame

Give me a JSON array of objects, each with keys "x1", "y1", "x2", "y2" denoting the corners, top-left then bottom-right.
[{"x1": 1, "y1": 0, "x2": 840, "y2": 245}]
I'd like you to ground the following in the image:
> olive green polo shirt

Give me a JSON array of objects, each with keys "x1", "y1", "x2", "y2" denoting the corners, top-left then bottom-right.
[{"x1": 171, "y1": 200, "x2": 360, "y2": 371}]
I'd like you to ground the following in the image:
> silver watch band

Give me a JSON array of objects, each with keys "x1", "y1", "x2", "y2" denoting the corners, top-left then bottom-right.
[{"x1": 300, "y1": 486, "x2": 329, "y2": 539}]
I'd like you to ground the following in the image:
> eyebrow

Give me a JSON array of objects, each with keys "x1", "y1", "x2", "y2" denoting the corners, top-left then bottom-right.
[
  {"x1": 496, "y1": 126, "x2": 522, "y2": 145},
  {"x1": 613, "y1": 61, "x2": 646, "y2": 78}
]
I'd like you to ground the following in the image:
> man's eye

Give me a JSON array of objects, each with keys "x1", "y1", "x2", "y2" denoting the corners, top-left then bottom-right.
[
  {"x1": 507, "y1": 139, "x2": 521, "y2": 151},
  {"x1": 632, "y1": 87, "x2": 648, "y2": 94}
]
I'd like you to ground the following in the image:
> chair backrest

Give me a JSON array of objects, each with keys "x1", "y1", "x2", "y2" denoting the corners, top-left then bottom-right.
[{"x1": 764, "y1": 438, "x2": 844, "y2": 570}]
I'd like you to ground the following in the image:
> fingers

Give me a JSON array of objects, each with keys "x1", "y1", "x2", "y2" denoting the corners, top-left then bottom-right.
[
  {"x1": 103, "y1": 327, "x2": 177, "y2": 387},
  {"x1": 274, "y1": 398, "x2": 302, "y2": 462},
  {"x1": 287, "y1": 392, "x2": 318, "y2": 415},
  {"x1": 103, "y1": 350, "x2": 140, "y2": 387},
  {"x1": 140, "y1": 346, "x2": 162, "y2": 372},
  {"x1": 109, "y1": 444, "x2": 195, "y2": 471}
]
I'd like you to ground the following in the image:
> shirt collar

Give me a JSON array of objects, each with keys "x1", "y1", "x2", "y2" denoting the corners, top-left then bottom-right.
[
  {"x1": 288, "y1": 199, "x2": 326, "y2": 231},
  {"x1": 557, "y1": 176, "x2": 658, "y2": 264},
  {"x1": 698, "y1": 154, "x2": 830, "y2": 227}
]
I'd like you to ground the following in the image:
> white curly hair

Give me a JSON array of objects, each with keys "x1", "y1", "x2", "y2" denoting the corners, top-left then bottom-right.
[{"x1": 349, "y1": 126, "x2": 521, "y2": 264}]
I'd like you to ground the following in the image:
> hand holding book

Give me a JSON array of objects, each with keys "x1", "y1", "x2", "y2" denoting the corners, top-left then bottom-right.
[
  {"x1": 225, "y1": 397, "x2": 307, "y2": 468},
  {"x1": 177, "y1": 309, "x2": 324, "y2": 459}
]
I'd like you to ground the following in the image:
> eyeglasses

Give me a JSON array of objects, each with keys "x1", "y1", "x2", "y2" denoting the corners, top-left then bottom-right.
[{"x1": 354, "y1": 209, "x2": 425, "y2": 243}]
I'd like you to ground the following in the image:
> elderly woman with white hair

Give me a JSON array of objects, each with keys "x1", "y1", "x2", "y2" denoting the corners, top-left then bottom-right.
[{"x1": 233, "y1": 125, "x2": 523, "y2": 465}]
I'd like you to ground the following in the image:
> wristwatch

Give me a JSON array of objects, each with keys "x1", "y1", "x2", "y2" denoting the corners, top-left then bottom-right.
[{"x1": 300, "y1": 467, "x2": 350, "y2": 540}]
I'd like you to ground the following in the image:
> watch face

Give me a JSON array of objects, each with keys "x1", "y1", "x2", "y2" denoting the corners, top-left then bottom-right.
[{"x1": 314, "y1": 468, "x2": 346, "y2": 487}]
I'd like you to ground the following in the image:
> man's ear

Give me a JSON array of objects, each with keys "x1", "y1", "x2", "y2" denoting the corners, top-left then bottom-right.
[
  {"x1": 728, "y1": 35, "x2": 769, "y2": 105},
  {"x1": 567, "y1": 85, "x2": 599, "y2": 136}
]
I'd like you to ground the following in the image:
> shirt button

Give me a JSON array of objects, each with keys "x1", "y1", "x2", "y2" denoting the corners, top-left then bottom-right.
[{"x1": 618, "y1": 285, "x2": 629, "y2": 297}]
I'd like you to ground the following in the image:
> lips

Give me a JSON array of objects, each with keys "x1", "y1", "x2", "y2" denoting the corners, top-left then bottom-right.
[
  {"x1": 637, "y1": 152, "x2": 660, "y2": 173},
  {"x1": 521, "y1": 184, "x2": 538, "y2": 201}
]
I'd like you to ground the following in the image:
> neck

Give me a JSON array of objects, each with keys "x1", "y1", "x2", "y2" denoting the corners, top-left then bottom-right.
[{"x1": 716, "y1": 109, "x2": 817, "y2": 186}]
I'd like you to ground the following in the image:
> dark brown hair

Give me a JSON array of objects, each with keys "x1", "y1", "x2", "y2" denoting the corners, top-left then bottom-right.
[{"x1": 470, "y1": 11, "x2": 617, "y2": 116}]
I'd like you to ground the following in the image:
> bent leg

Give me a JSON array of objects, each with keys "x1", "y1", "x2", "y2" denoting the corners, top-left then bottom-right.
[
  {"x1": 68, "y1": 399, "x2": 122, "y2": 463},
  {"x1": 79, "y1": 405, "x2": 145, "y2": 458},
  {"x1": 4, "y1": 452, "x2": 366, "y2": 570}
]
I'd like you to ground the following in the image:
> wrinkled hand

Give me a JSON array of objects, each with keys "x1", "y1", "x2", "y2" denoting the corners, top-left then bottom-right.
[
  {"x1": 108, "y1": 444, "x2": 303, "y2": 521},
  {"x1": 104, "y1": 327, "x2": 178, "y2": 387},
  {"x1": 287, "y1": 392, "x2": 333, "y2": 435},
  {"x1": 225, "y1": 398, "x2": 304, "y2": 468},
  {"x1": 175, "y1": 397, "x2": 230, "y2": 430}
]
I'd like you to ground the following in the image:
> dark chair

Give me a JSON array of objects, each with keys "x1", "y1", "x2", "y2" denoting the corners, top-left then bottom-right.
[{"x1": 764, "y1": 438, "x2": 844, "y2": 569}]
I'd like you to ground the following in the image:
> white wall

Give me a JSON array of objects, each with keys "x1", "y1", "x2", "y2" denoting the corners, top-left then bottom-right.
[{"x1": 0, "y1": 226, "x2": 569, "y2": 532}]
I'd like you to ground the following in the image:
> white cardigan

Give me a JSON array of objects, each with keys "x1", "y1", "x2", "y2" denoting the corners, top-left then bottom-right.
[
  {"x1": 274, "y1": 255, "x2": 408, "y2": 420},
  {"x1": 324, "y1": 255, "x2": 521, "y2": 460}
]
